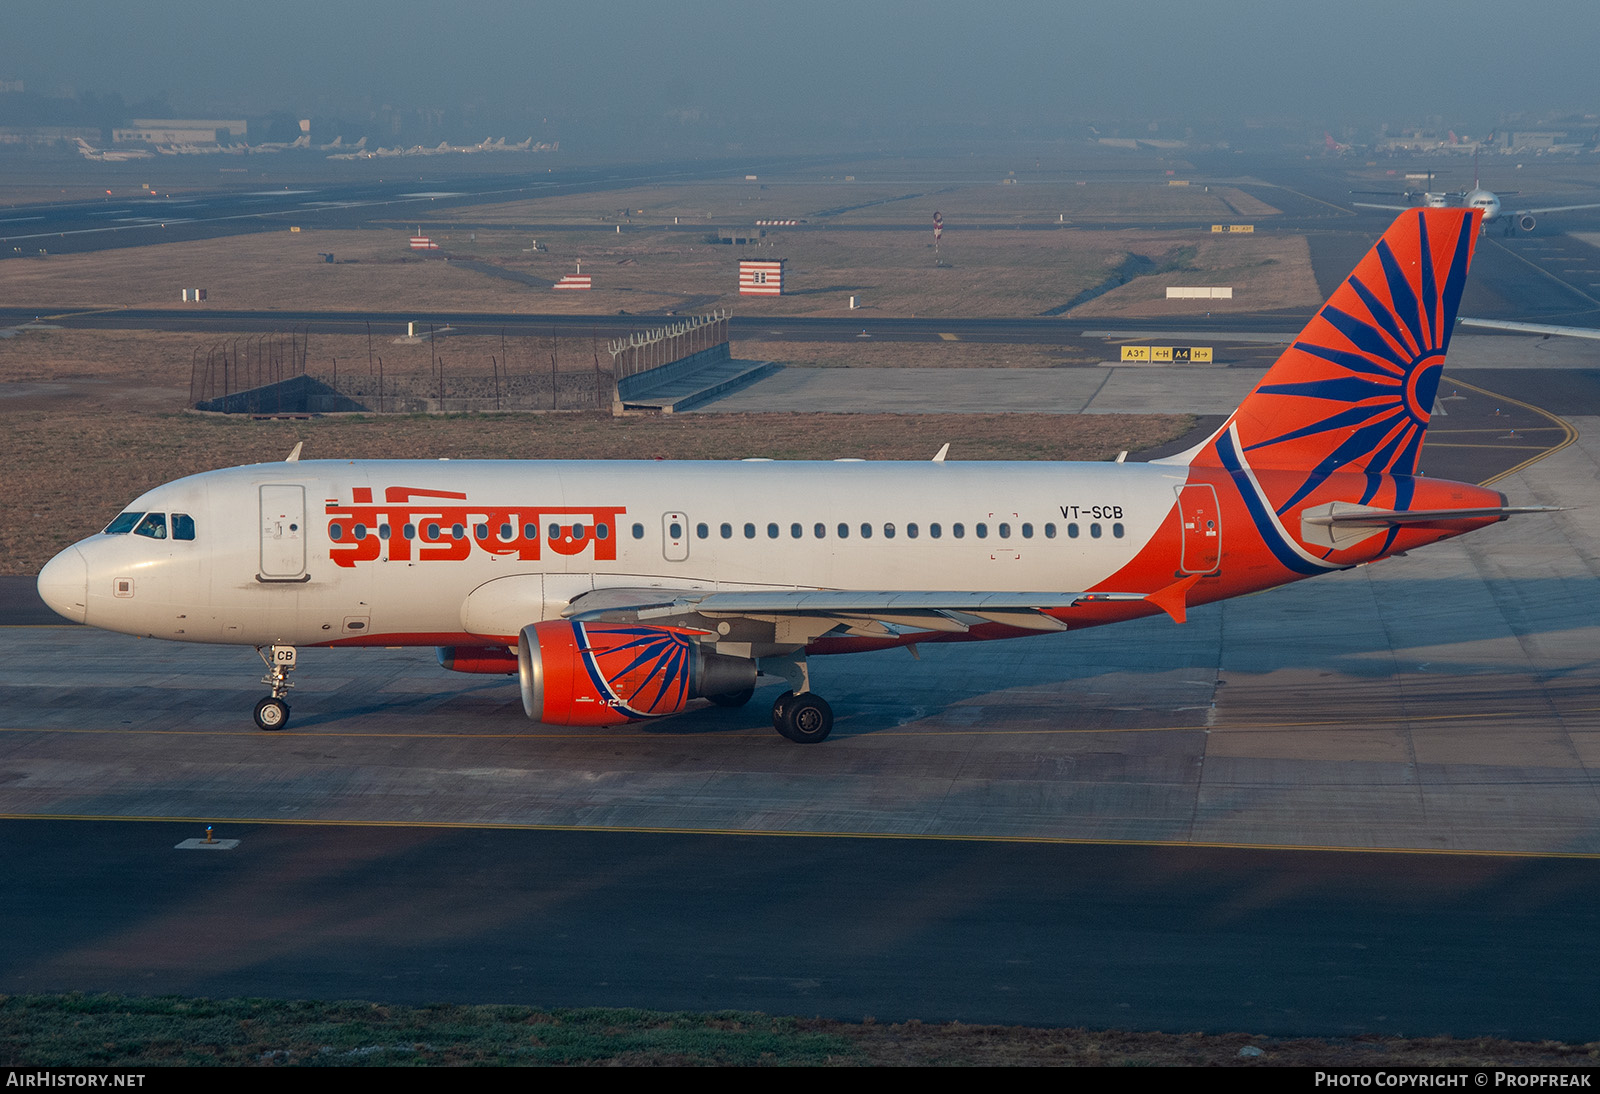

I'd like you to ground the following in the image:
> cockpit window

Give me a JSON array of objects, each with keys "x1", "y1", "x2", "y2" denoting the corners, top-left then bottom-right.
[
  {"x1": 133, "y1": 513, "x2": 167, "y2": 540},
  {"x1": 104, "y1": 512, "x2": 142, "y2": 535},
  {"x1": 172, "y1": 513, "x2": 196, "y2": 541}
]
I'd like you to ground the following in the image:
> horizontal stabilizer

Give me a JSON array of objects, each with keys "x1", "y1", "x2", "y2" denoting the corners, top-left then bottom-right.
[{"x1": 1301, "y1": 501, "x2": 1562, "y2": 549}]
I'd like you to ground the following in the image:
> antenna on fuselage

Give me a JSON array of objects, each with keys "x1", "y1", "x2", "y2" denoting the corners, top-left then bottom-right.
[
  {"x1": 285, "y1": 442, "x2": 303, "y2": 463},
  {"x1": 931, "y1": 443, "x2": 949, "y2": 463}
]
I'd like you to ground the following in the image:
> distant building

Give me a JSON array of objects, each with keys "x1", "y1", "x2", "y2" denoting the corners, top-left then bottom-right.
[
  {"x1": 738, "y1": 259, "x2": 785, "y2": 296},
  {"x1": 114, "y1": 119, "x2": 246, "y2": 144}
]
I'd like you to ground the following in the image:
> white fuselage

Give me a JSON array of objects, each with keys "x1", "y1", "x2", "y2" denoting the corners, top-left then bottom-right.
[{"x1": 42, "y1": 459, "x2": 1188, "y2": 648}]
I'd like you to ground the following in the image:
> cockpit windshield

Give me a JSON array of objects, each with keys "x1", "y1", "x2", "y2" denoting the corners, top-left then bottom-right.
[{"x1": 103, "y1": 511, "x2": 195, "y2": 540}]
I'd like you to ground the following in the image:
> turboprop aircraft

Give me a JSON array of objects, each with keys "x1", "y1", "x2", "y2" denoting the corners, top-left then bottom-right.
[{"x1": 36, "y1": 209, "x2": 1552, "y2": 743}]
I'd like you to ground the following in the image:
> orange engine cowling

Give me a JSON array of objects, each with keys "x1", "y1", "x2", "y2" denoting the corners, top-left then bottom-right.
[{"x1": 518, "y1": 620, "x2": 756, "y2": 726}]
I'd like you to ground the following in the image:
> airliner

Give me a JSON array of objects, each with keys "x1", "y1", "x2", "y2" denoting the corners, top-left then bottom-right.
[
  {"x1": 36, "y1": 209, "x2": 1552, "y2": 743},
  {"x1": 1353, "y1": 166, "x2": 1600, "y2": 233}
]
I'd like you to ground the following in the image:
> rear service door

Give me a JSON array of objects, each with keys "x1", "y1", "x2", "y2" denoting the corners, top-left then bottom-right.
[{"x1": 1176, "y1": 484, "x2": 1220, "y2": 574}]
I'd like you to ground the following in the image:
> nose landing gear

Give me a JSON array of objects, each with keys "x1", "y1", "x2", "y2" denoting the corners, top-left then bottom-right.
[{"x1": 254, "y1": 645, "x2": 297, "y2": 731}]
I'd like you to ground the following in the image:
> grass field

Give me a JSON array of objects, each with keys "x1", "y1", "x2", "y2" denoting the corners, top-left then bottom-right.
[
  {"x1": 3, "y1": 993, "x2": 1596, "y2": 1067},
  {"x1": 0, "y1": 172, "x2": 1315, "y2": 319}
]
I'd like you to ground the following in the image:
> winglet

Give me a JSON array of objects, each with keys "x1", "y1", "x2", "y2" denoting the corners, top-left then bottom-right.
[{"x1": 1144, "y1": 574, "x2": 1203, "y2": 624}]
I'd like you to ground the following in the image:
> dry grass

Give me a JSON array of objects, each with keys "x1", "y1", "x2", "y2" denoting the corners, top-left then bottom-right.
[
  {"x1": 843, "y1": 1021, "x2": 1600, "y2": 1067},
  {"x1": 426, "y1": 176, "x2": 1283, "y2": 228},
  {"x1": 0, "y1": 176, "x2": 1311, "y2": 320},
  {"x1": 0, "y1": 229, "x2": 542, "y2": 313},
  {"x1": 729, "y1": 339, "x2": 1099, "y2": 368},
  {"x1": 3, "y1": 992, "x2": 1596, "y2": 1066},
  {"x1": 1069, "y1": 232, "x2": 1321, "y2": 318}
]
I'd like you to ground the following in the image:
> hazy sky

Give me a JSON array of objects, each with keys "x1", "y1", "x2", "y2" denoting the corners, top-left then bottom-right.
[{"x1": 6, "y1": 2, "x2": 1598, "y2": 136}]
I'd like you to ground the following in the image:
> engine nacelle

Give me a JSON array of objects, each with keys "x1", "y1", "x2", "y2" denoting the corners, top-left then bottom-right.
[
  {"x1": 436, "y1": 645, "x2": 519, "y2": 675},
  {"x1": 1519, "y1": 213, "x2": 1536, "y2": 232},
  {"x1": 518, "y1": 620, "x2": 757, "y2": 725}
]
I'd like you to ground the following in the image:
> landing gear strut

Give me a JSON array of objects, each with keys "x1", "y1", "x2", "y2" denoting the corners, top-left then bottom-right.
[{"x1": 254, "y1": 645, "x2": 296, "y2": 731}]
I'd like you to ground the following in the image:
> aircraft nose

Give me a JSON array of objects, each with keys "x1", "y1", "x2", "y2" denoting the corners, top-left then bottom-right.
[{"x1": 36, "y1": 547, "x2": 87, "y2": 624}]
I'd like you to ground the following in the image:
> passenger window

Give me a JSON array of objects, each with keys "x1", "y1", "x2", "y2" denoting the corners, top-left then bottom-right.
[
  {"x1": 976, "y1": 523, "x2": 988, "y2": 539},
  {"x1": 523, "y1": 523, "x2": 536, "y2": 540},
  {"x1": 1067, "y1": 523, "x2": 1079, "y2": 539},
  {"x1": 696, "y1": 522, "x2": 709, "y2": 539},
  {"x1": 1021, "y1": 523, "x2": 1033, "y2": 539},
  {"x1": 767, "y1": 523, "x2": 779, "y2": 539},
  {"x1": 572, "y1": 523, "x2": 587, "y2": 540},
  {"x1": 998, "y1": 523, "x2": 1011, "y2": 538},
  {"x1": 451, "y1": 524, "x2": 466, "y2": 540},
  {"x1": 884, "y1": 523, "x2": 896, "y2": 539},
  {"x1": 721, "y1": 523, "x2": 733, "y2": 539},
  {"x1": 134, "y1": 513, "x2": 167, "y2": 540},
  {"x1": 953, "y1": 523, "x2": 965, "y2": 539},
  {"x1": 907, "y1": 523, "x2": 919, "y2": 539},
  {"x1": 405, "y1": 523, "x2": 418, "y2": 540},
  {"x1": 498, "y1": 523, "x2": 513, "y2": 540},
  {"x1": 1045, "y1": 523, "x2": 1057, "y2": 538},
  {"x1": 596, "y1": 524, "x2": 610, "y2": 540},
  {"x1": 669, "y1": 522, "x2": 683, "y2": 539},
  {"x1": 172, "y1": 513, "x2": 196, "y2": 541},
  {"x1": 1113, "y1": 522, "x2": 1125, "y2": 538},
  {"x1": 814, "y1": 523, "x2": 826, "y2": 538},
  {"x1": 860, "y1": 523, "x2": 872, "y2": 539},
  {"x1": 930, "y1": 523, "x2": 942, "y2": 539},
  {"x1": 744, "y1": 523, "x2": 756, "y2": 539},
  {"x1": 837, "y1": 523, "x2": 849, "y2": 539},
  {"x1": 1090, "y1": 523, "x2": 1102, "y2": 539},
  {"x1": 632, "y1": 523, "x2": 645, "y2": 539},
  {"x1": 379, "y1": 524, "x2": 391, "y2": 540},
  {"x1": 104, "y1": 512, "x2": 142, "y2": 535},
  {"x1": 354, "y1": 523, "x2": 368, "y2": 541}
]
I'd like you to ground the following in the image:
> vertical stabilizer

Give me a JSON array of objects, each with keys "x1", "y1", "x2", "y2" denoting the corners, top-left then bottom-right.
[{"x1": 1182, "y1": 209, "x2": 1480, "y2": 517}]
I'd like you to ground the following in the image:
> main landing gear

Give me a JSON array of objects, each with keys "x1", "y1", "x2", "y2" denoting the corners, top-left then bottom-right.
[
  {"x1": 758, "y1": 652, "x2": 834, "y2": 743},
  {"x1": 773, "y1": 690, "x2": 833, "y2": 744},
  {"x1": 254, "y1": 645, "x2": 297, "y2": 731}
]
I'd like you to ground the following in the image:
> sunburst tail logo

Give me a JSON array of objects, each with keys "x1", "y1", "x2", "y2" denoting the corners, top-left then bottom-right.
[{"x1": 1191, "y1": 209, "x2": 1480, "y2": 521}]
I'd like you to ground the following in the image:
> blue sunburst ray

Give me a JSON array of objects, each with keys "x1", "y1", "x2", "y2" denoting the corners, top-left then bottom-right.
[{"x1": 1290, "y1": 341, "x2": 1406, "y2": 380}]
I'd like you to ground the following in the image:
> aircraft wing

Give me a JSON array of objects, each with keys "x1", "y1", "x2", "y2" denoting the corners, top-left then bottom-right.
[
  {"x1": 561, "y1": 584, "x2": 1208, "y2": 641},
  {"x1": 1509, "y1": 201, "x2": 1600, "y2": 216},
  {"x1": 1459, "y1": 317, "x2": 1600, "y2": 340},
  {"x1": 1353, "y1": 201, "x2": 1413, "y2": 212}
]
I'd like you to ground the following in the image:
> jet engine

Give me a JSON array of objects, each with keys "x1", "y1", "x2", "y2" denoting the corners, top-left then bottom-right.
[
  {"x1": 518, "y1": 620, "x2": 756, "y2": 725},
  {"x1": 1519, "y1": 214, "x2": 1536, "y2": 232}
]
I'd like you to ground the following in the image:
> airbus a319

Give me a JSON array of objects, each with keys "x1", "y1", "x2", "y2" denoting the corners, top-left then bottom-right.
[{"x1": 37, "y1": 210, "x2": 1551, "y2": 743}]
